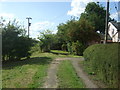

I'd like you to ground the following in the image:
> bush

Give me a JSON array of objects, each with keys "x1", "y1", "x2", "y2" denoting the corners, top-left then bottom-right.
[
  {"x1": 83, "y1": 43, "x2": 119, "y2": 88},
  {"x1": 72, "y1": 41, "x2": 86, "y2": 55},
  {"x1": 30, "y1": 42, "x2": 41, "y2": 54},
  {"x1": 67, "y1": 42, "x2": 73, "y2": 54},
  {"x1": 61, "y1": 43, "x2": 67, "y2": 51},
  {"x1": 2, "y1": 20, "x2": 34, "y2": 61}
]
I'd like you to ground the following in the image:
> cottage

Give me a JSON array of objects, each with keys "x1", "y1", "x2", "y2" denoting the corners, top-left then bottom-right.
[{"x1": 108, "y1": 21, "x2": 120, "y2": 42}]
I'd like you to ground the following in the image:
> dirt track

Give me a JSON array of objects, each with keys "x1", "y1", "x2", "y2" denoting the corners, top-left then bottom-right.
[{"x1": 42, "y1": 57, "x2": 98, "y2": 88}]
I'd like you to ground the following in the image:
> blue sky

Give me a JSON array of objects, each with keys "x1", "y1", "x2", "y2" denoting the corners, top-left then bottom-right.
[{"x1": 0, "y1": 0, "x2": 119, "y2": 39}]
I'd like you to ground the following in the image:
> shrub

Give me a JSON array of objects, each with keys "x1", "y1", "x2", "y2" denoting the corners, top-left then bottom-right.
[
  {"x1": 67, "y1": 42, "x2": 73, "y2": 54},
  {"x1": 2, "y1": 20, "x2": 34, "y2": 61},
  {"x1": 83, "y1": 43, "x2": 119, "y2": 88},
  {"x1": 61, "y1": 43, "x2": 67, "y2": 51},
  {"x1": 30, "y1": 42, "x2": 41, "y2": 53},
  {"x1": 72, "y1": 41, "x2": 86, "y2": 55}
]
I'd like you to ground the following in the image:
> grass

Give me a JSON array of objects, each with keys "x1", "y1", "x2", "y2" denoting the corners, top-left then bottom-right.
[
  {"x1": 51, "y1": 50, "x2": 69, "y2": 54},
  {"x1": 50, "y1": 50, "x2": 82, "y2": 58},
  {"x1": 80, "y1": 61, "x2": 93, "y2": 75},
  {"x1": 80, "y1": 61, "x2": 107, "y2": 88},
  {"x1": 2, "y1": 50, "x2": 82, "y2": 88},
  {"x1": 57, "y1": 60, "x2": 85, "y2": 88},
  {"x1": 2, "y1": 53, "x2": 52, "y2": 88}
]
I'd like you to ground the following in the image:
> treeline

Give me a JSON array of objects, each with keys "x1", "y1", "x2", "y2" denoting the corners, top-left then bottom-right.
[
  {"x1": 1, "y1": 2, "x2": 115, "y2": 61},
  {"x1": 37, "y1": 2, "x2": 107, "y2": 55}
]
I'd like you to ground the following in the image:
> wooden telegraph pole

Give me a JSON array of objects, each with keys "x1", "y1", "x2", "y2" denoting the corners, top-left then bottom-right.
[
  {"x1": 104, "y1": 0, "x2": 109, "y2": 44},
  {"x1": 26, "y1": 17, "x2": 32, "y2": 38}
]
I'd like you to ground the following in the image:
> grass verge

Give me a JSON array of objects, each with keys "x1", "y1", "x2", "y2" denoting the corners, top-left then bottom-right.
[
  {"x1": 80, "y1": 61, "x2": 107, "y2": 88},
  {"x1": 57, "y1": 60, "x2": 85, "y2": 88},
  {"x1": 2, "y1": 53, "x2": 52, "y2": 88}
]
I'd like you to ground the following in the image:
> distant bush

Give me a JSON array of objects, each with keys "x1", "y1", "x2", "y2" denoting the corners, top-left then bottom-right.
[
  {"x1": 30, "y1": 42, "x2": 41, "y2": 54},
  {"x1": 61, "y1": 43, "x2": 67, "y2": 51},
  {"x1": 83, "y1": 43, "x2": 119, "y2": 88},
  {"x1": 67, "y1": 41, "x2": 86, "y2": 56},
  {"x1": 72, "y1": 41, "x2": 86, "y2": 55},
  {"x1": 67, "y1": 42, "x2": 73, "y2": 54},
  {"x1": 38, "y1": 30, "x2": 57, "y2": 52}
]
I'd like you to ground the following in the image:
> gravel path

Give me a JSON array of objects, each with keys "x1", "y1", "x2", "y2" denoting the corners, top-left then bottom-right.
[{"x1": 42, "y1": 57, "x2": 98, "y2": 88}]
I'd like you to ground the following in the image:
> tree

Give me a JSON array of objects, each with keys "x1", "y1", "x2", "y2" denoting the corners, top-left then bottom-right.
[
  {"x1": 56, "y1": 18, "x2": 100, "y2": 55},
  {"x1": 68, "y1": 18, "x2": 100, "y2": 45},
  {"x1": 57, "y1": 19, "x2": 77, "y2": 49},
  {"x1": 2, "y1": 19, "x2": 34, "y2": 61},
  {"x1": 38, "y1": 30, "x2": 57, "y2": 52},
  {"x1": 80, "y1": 2, "x2": 106, "y2": 34}
]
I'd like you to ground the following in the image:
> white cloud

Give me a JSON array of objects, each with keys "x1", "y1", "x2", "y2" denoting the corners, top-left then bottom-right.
[
  {"x1": 30, "y1": 21, "x2": 55, "y2": 39},
  {"x1": 0, "y1": 13, "x2": 15, "y2": 19},
  {"x1": 67, "y1": 0, "x2": 98, "y2": 17},
  {"x1": 0, "y1": 13, "x2": 24, "y2": 26},
  {"x1": 67, "y1": 0, "x2": 119, "y2": 17},
  {"x1": 0, "y1": 13, "x2": 16, "y2": 25}
]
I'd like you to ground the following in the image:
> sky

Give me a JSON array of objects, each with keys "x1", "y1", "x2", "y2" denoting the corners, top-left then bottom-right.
[{"x1": 0, "y1": 0, "x2": 119, "y2": 39}]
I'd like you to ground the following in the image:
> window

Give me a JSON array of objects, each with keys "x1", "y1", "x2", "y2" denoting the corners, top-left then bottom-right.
[{"x1": 112, "y1": 29, "x2": 114, "y2": 35}]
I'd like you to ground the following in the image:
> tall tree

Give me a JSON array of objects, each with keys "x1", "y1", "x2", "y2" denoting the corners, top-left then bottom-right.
[
  {"x1": 68, "y1": 18, "x2": 100, "y2": 45},
  {"x1": 80, "y1": 2, "x2": 106, "y2": 34}
]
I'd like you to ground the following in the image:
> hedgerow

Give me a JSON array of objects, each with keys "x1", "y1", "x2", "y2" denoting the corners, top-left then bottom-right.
[{"x1": 83, "y1": 43, "x2": 119, "y2": 88}]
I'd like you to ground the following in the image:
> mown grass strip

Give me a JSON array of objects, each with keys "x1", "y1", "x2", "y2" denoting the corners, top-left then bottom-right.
[
  {"x1": 2, "y1": 53, "x2": 52, "y2": 88},
  {"x1": 57, "y1": 60, "x2": 85, "y2": 88}
]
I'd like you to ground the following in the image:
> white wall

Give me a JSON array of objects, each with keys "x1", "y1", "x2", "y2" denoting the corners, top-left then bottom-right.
[{"x1": 108, "y1": 22, "x2": 119, "y2": 42}]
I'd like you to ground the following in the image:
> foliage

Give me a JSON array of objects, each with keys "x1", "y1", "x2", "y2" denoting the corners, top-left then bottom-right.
[
  {"x1": 57, "y1": 60, "x2": 85, "y2": 88},
  {"x1": 61, "y1": 43, "x2": 67, "y2": 51},
  {"x1": 80, "y1": 2, "x2": 106, "y2": 34},
  {"x1": 2, "y1": 20, "x2": 34, "y2": 61},
  {"x1": 68, "y1": 18, "x2": 100, "y2": 44},
  {"x1": 56, "y1": 3, "x2": 104, "y2": 55},
  {"x1": 38, "y1": 30, "x2": 58, "y2": 52},
  {"x1": 72, "y1": 41, "x2": 86, "y2": 56},
  {"x1": 83, "y1": 43, "x2": 119, "y2": 88},
  {"x1": 57, "y1": 17, "x2": 100, "y2": 55},
  {"x1": 30, "y1": 41, "x2": 41, "y2": 53},
  {"x1": 67, "y1": 42, "x2": 73, "y2": 54}
]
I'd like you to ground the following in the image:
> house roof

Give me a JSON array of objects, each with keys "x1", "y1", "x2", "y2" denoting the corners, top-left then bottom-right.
[{"x1": 110, "y1": 21, "x2": 120, "y2": 31}]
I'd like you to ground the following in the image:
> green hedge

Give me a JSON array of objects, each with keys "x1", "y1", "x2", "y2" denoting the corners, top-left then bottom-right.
[{"x1": 83, "y1": 43, "x2": 119, "y2": 88}]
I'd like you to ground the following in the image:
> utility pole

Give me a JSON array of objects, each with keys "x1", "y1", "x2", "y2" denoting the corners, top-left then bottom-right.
[
  {"x1": 26, "y1": 17, "x2": 32, "y2": 38},
  {"x1": 104, "y1": 0, "x2": 109, "y2": 44}
]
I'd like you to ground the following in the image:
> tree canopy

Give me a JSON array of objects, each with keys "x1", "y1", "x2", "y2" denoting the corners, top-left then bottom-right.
[{"x1": 80, "y1": 2, "x2": 106, "y2": 34}]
